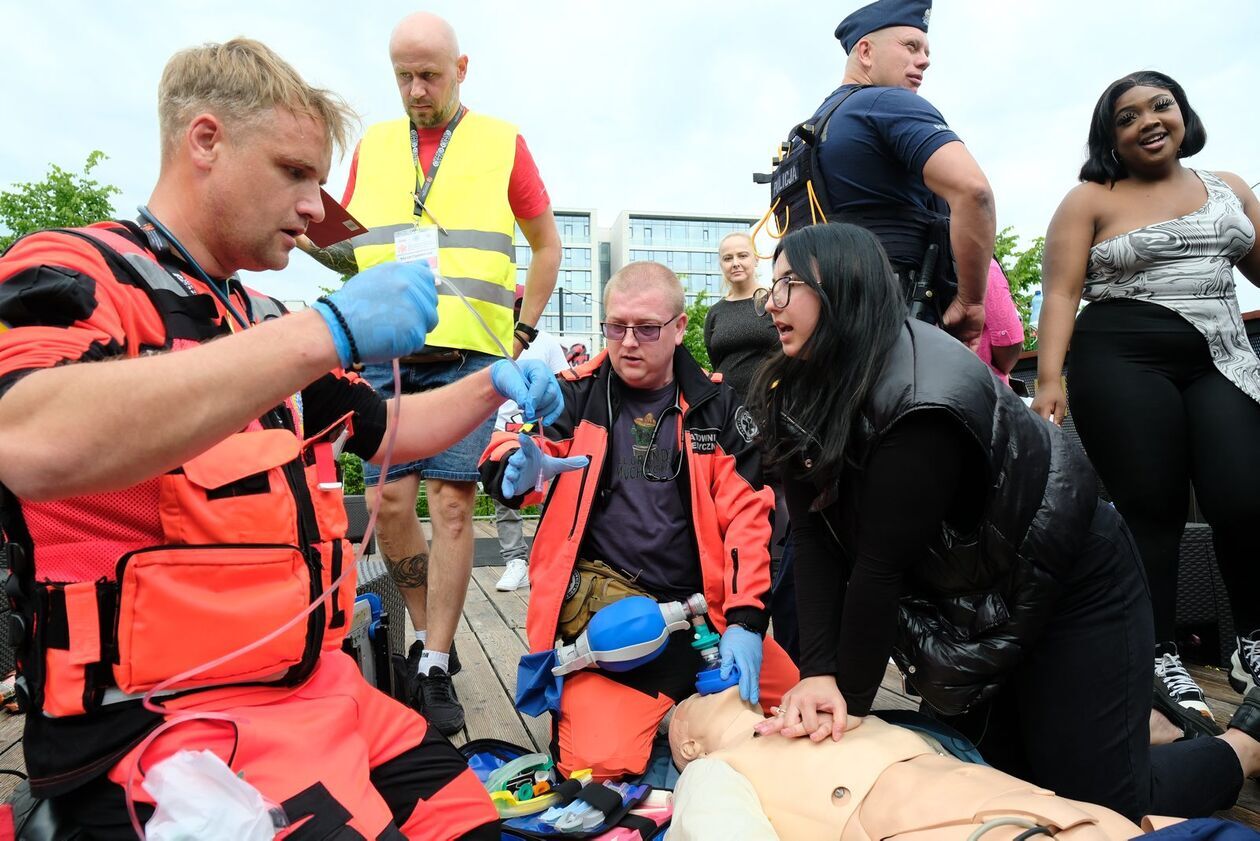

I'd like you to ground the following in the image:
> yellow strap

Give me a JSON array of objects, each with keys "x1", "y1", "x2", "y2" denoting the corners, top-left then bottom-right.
[
  {"x1": 807, "y1": 181, "x2": 829, "y2": 225},
  {"x1": 749, "y1": 199, "x2": 788, "y2": 260}
]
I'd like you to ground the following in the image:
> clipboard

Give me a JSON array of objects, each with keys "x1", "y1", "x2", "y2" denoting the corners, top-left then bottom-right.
[{"x1": 305, "y1": 189, "x2": 368, "y2": 248}]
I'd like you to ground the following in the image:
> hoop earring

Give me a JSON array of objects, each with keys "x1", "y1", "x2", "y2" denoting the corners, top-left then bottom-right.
[{"x1": 1110, "y1": 148, "x2": 1120, "y2": 164}]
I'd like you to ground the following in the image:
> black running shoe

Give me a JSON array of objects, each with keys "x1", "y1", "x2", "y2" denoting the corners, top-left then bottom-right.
[
  {"x1": 1229, "y1": 629, "x2": 1259, "y2": 696},
  {"x1": 411, "y1": 666, "x2": 465, "y2": 736},
  {"x1": 1154, "y1": 641, "x2": 1214, "y2": 723},
  {"x1": 1153, "y1": 673, "x2": 1223, "y2": 740},
  {"x1": 1227, "y1": 687, "x2": 1260, "y2": 763}
]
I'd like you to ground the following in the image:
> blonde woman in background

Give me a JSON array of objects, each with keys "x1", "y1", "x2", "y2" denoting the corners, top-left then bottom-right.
[{"x1": 703, "y1": 233, "x2": 781, "y2": 401}]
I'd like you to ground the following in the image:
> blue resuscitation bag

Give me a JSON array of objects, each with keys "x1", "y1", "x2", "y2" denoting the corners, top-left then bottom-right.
[{"x1": 459, "y1": 738, "x2": 669, "y2": 840}]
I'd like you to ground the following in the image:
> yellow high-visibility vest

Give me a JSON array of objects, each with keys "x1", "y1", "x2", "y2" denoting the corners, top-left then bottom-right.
[{"x1": 347, "y1": 112, "x2": 518, "y2": 356}]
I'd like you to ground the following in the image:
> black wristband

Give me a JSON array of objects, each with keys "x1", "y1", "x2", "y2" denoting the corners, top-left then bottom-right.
[
  {"x1": 316, "y1": 296, "x2": 363, "y2": 371},
  {"x1": 514, "y1": 321, "x2": 539, "y2": 343},
  {"x1": 513, "y1": 328, "x2": 533, "y2": 350}
]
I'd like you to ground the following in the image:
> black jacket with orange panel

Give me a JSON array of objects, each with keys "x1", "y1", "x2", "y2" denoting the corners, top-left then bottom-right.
[{"x1": 479, "y1": 347, "x2": 774, "y2": 652}]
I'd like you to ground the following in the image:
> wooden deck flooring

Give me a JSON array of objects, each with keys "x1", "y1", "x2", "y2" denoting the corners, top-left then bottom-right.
[{"x1": 0, "y1": 552, "x2": 1256, "y2": 831}]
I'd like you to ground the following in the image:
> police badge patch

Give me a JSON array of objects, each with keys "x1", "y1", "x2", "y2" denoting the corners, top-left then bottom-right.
[
  {"x1": 734, "y1": 406, "x2": 759, "y2": 443},
  {"x1": 565, "y1": 568, "x2": 581, "y2": 601}
]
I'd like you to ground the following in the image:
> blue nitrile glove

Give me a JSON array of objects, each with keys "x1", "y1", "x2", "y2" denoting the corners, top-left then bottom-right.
[
  {"x1": 490, "y1": 358, "x2": 566, "y2": 426},
  {"x1": 312, "y1": 262, "x2": 439, "y2": 368},
  {"x1": 501, "y1": 433, "x2": 589, "y2": 499},
  {"x1": 719, "y1": 625, "x2": 763, "y2": 705}
]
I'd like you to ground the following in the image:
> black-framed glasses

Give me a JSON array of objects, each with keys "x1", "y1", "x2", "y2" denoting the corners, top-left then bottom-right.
[
  {"x1": 752, "y1": 274, "x2": 810, "y2": 317},
  {"x1": 640, "y1": 394, "x2": 684, "y2": 482},
  {"x1": 601, "y1": 313, "x2": 682, "y2": 342}
]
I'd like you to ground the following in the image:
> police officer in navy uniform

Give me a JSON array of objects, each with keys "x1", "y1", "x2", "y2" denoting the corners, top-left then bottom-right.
[{"x1": 815, "y1": 0, "x2": 995, "y2": 348}]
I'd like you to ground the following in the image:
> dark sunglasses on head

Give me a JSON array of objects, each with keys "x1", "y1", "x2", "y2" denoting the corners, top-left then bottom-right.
[{"x1": 600, "y1": 312, "x2": 682, "y2": 342}]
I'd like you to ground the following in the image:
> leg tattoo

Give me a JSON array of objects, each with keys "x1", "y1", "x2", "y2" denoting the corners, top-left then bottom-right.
[{"x1": 388, "y1": 552, "x2": 430, "y2": 589}]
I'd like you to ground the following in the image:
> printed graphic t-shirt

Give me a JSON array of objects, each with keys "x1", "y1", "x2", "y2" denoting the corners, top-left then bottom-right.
[{"x1": 580, "y1": 381, "x2": 702, "y2": 601}]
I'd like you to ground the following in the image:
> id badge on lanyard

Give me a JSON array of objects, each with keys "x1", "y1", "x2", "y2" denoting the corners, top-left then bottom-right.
[
  {"x1": 399, "y1": 106, "x2": 465, "y2": 272},
  {"x1": 395, "y1": 225, "x2": 439, "y2": 272}
]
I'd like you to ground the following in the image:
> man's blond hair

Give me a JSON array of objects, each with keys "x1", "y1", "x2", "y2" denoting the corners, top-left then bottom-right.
[
  {"x1": 603, "y1": 261, "x2": 686, "y2": 315},
  {"x1": 158, "y1": 38, "x2": 357, "y2": 160}
]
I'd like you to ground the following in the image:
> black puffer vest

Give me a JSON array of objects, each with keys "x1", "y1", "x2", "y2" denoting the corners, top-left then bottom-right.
[{"x1": 827, "y1": 321, "x2": 1097, "y2": 715}]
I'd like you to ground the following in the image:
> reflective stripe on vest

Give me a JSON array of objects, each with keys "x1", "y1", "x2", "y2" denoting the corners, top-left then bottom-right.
[{"x1": 347, "y1": 113, "x2": 518, "y2": 356}]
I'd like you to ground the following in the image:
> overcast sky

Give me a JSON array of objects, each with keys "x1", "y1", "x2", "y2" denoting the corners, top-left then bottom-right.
[{"x1": 4, "y1": 1, "x2": 1259, "y2": 309}]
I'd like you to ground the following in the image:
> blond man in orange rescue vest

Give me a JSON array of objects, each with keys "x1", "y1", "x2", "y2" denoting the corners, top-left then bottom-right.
[{"x1": 0, "y1": 37, "x2": 564, "y2": 840}]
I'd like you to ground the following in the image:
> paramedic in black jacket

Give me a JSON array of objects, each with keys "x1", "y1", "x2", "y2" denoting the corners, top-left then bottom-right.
[
  {"x1": 748, "y1": 223, "x2": 1260, "y2": 821},
  {"x1": 811, "y1": 0, "x2": 994, "y2": 348}
]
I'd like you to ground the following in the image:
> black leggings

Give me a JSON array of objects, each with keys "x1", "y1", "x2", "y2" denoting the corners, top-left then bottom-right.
[
  {"x1": 1069, "y1": 300, "x2": 1260, "y2": 640},
  {"x1": 942, "y1": 502, "x2": 1242, "y2": 820}
]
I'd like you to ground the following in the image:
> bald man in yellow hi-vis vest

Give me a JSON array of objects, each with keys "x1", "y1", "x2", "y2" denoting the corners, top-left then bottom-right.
[{"x1": 299, "y1": 10, "x2": 561, "y2": 737}]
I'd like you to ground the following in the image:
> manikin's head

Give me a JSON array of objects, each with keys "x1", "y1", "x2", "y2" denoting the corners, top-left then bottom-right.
[
  {"x1": 669, "y1": 688, "x2": 763, "y2": 770},
  {"x1": 389, "y1": 12, "x2": 467, "y2": 128},
  {"x1": 601, "y1": 261, "x2": 688, "y2": 391}
]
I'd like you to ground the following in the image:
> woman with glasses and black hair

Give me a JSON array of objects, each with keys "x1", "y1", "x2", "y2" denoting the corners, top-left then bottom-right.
[
  {"x1": 748, "y1": 222, "x2": 1260, "y2": 820},
  {"x1": 1034, "y1": 71, "x2": 1260, "y2": 722}
]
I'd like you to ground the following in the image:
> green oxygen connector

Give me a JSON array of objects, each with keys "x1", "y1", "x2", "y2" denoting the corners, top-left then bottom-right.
[{"x1": 689, "y1": 614, "x2": 722, "y2": 669}]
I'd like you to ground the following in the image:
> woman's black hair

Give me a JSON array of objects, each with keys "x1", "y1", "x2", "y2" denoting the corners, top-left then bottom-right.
[
  {"x1": 1080, "y1": 70, "x2": 1207, "y2": 184},
  {"x1": 748, "y1": 222, "x2": 906, "y2": 486}
]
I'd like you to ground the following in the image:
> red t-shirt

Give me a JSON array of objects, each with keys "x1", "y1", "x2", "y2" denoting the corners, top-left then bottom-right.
[{"x1": 340, "y1": 113, "x2": 550, "y2": 221}]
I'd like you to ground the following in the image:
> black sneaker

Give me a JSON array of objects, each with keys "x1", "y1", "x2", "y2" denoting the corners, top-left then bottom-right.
[
  {"x1": 1227, "y1": 687, "x2": 1260, "y2": 765},
  {"x1": 1154, "y1": 641, "x2": 1215, "y2": 723},
  {"x1": 1229, "y1": 630, "x2": 1259, "y2": 696},
  {"x1": 404, "y1": 639, "x2": 461, "y2": 677},
  {"x1": 410, "y1": 666, "x2": 465, "y2": 736},
  {"x1": 1153, "y1": 673, "x2": 1223, "y2": 740}
]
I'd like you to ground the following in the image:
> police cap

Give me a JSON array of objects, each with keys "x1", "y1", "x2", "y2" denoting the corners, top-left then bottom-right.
[{"x1": 835, "y1": 0, "x2": 932, "y2": 53}]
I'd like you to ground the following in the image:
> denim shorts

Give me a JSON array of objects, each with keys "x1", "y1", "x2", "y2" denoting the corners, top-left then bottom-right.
[{"x1": 361, "y1": 350, "x2": 498, "y2": 483}]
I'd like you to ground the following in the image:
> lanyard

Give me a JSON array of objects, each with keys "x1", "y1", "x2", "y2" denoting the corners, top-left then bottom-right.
[{"x1": 411, "y1": 105, "x2": 466, "y2": 221}]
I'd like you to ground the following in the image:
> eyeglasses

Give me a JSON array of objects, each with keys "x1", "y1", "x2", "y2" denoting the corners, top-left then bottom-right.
[
  {"x1": 753, "y1": 274, "x2": 810, "y2": 317},
  {"x1": 641, "y1": 394, "x2": 684, "y2": 482},
  {"x1": 601, "y1": 313, "x2": 682, "y2": 343}
]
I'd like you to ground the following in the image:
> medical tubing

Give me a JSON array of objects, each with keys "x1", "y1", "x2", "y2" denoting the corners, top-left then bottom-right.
[
  {"x1": 965, "y1": 817, "x2": 1041, "y2": 841},
  {"x1": 434, "y1": 273, "x2": 546, "y2": 486},
  {"x1": 125, "y1": 360, "x2": 405, "y2": 840}
]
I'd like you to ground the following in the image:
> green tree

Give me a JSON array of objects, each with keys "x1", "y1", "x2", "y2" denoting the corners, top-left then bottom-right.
[
  {"x1": 0, "y1": 152, "x2": 121, "y2": 251},
  {"x1": 682, "y1": 289, "x2": 712, "y2": 370},
  {"x1": 992, "y1": 226, "x2": 1045, "y2": 350}
]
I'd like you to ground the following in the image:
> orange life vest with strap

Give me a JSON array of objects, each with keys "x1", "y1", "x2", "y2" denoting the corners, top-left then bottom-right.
[{"x1": 2, "y1": 224, "x2": 357, "y2": 731}]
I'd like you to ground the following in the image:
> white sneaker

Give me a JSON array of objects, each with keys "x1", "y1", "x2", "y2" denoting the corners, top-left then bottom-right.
[
  {"x1": 496, "y1": 559, "x2": 530, "y2": 591},
  {"x1": 1230, "y1": 630, "x2": 1260, "y2": 696}
]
